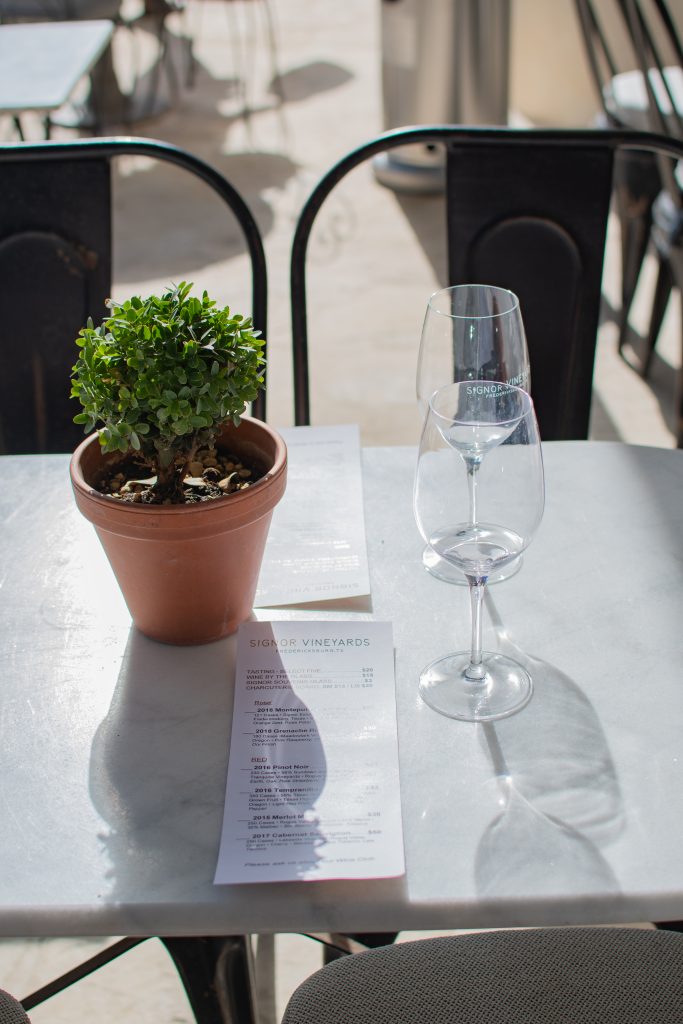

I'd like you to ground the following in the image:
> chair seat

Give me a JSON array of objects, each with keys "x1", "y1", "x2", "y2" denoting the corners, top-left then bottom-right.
[
  {"x1": 282, "y1": 928, "x2": 683, "y2": 1024},
  {"x1": 0, "y1": 989, "x2": 30, "y2": 1024}
]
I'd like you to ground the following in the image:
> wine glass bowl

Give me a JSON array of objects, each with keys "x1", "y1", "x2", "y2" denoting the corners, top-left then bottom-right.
[
  {"x1": 433, "y1": 380, "x2": 525, "y2": 458},
  {"x1": 416, "y1": 285, "x2": 530, "y2": 416},
  {"x1": 416, "y1": 285, "x2": 531, "y2": 585},
  {"x1": 414, "y1": 381, "x2": 545, "y2": 722}
]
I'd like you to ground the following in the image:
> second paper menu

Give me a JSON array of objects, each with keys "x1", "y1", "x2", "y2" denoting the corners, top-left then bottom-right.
[{"x1": 215, "y1": 620, "x2": 404, "y2": 884}]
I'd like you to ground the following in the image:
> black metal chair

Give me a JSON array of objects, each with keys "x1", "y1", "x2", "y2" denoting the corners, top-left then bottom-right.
[
  {"x1": 575, "y1": 1, "x2": 683, "y2": 421},
  {"x1": 573, "y1": 0, "x2": 672, "y2": 355},
  {"x1": 282, "y1": 927, "x2": 683, "y2": 1024},
  {"x1": 612, "y1": 0, "x2": 683, "y2": 392},
  {"x1": 0, "y1": 136, "x2": 267, "y2": 454},
  {"x1": 290, "y1": 125, "x2": 683, "y2": 443}
]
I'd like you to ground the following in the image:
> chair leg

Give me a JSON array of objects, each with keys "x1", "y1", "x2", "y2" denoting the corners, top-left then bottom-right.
[
  {"x1": 642, "y1": 255, "x2": 674, "y2": 379},
  {"x1": 612, "y1": 152, "x2": 660, "y2": 356},
  {"x1": 641, "y1": 248, "x2": 683, "y2": 447},
  {"x1": 260, "y1": 0, "x2": 283, "y2": 105},
  {"x1": 20, "y1": 938, "x2": 146, "y2": 1011},
  {"x1": 617, "y1": 209, "x2": 652, "y2": 355}
]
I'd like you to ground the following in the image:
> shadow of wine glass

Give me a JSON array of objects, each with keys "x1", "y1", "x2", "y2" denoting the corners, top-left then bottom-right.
[
  {"x1": 482, "y1": 590, "x2": 625, "y2": 842},
  {"x1": 473, "y1": 591, "x2": 625, "y2": 901},
  {"x1": 475, "y1": 724, "x2": 621, "y2": 901}
]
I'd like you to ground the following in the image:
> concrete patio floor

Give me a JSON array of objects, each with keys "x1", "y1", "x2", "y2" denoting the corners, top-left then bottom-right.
[
  {"x1": 3, "y1": 0, "x2": 678, "y2": 447},
  {"x1": 0, "y1": 0, "x2": 678, "y2": 1020}
]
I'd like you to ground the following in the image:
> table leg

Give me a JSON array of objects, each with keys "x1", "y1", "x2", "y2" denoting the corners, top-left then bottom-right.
[{"x1": 161, "y1": 936, "x2": 259, "y2": 1024}]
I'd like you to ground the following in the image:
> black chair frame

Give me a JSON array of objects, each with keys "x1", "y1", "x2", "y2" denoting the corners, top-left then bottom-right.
[
  {"x1": 575, "y1": 0, "x2": 683, "y2": 389},
  {"x1": 574, "y1": 0, "x2": 667, "y2": 354},
  {"x1": 0, "y1": 136, "x2": 267, "y2": 455},
  {"x1": 291, "y1": 125, "x2": 683, "y2": 442},
  {"x1": 618, "y1": 0, "x2": 683, "y2": 382}
]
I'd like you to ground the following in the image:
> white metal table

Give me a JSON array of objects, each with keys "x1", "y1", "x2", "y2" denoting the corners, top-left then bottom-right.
[
  {"x1": 1, "y1": 438, "x2": 682, "y2": 1010},
  {"x1": 0, "y1": 20, "x2": 114, "y2": 136}
]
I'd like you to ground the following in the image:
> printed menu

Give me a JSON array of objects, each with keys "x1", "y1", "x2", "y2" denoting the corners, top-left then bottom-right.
[
  {"x1": 214, "y1": 620, "x2": 404, "y2": 884},
  {"x1": 254, "y1": 425, "x2": 370, "y2": 607}
]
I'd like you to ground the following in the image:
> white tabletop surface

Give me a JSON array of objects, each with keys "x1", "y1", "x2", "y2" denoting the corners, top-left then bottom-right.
[
  {"x1": 0, "y1": 20, "x2": 113, "y2": 115},
  {"x1": 0, "y1": 438, "x2": 682, "y2": 937}
]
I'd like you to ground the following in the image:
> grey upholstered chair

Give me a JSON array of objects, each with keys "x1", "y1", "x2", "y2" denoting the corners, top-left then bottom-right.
[
  {"x1": 0, "y1": 989, "x2": 30, "y2": 1024},
  {"x1": 282, "y1": 928, "x2": 683, "y2": 1024}
]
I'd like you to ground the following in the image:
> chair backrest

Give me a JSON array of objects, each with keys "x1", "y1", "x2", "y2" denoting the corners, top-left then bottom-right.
[
  {"x1": 0, "y1": 137, "x2": 267, "y2": 454},
  {"x1": 290, "y1": 125, "x2": 683, "y2": 440}
]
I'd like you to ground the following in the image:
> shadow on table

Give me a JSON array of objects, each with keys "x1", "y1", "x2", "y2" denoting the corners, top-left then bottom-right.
[
  {"x1": 88, "y1": 627, "x2": 238, "y2": 904},
  {"x1": 88, "y1": 622, "x2": 331, "y2": 907},
  {"x1": 473, "y1": 592, "x2": 625, "y2": 902}
]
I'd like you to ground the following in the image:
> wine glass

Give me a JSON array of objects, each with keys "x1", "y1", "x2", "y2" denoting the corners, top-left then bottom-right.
[
  {"x1": 416, "y1": 284, "x2": 531, "y2": 585},
  {"x1": 414, "y1": 380, "x2": 545, "y2": 722}
]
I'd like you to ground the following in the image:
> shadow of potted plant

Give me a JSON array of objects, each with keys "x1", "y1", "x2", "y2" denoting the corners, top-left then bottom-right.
[{"x1": 69, "y1": 281, "x2": 286, "y2": 645}]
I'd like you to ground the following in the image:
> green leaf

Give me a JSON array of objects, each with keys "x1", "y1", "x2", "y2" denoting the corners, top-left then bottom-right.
[{"x1": 69, "y1": 281, "x2": 266, "y2": 495}]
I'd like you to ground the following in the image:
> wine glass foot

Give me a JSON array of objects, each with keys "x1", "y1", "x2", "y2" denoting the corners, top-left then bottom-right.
[
  {"x1": 419, "y1": 651, "x2": 533, "y2": 722},
  {"x1": 421, "y1": 545, "x2": 523, "y2": 586}
]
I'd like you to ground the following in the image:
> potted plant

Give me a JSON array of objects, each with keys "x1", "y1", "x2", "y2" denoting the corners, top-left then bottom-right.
[{"x1": 69, "y1": 282, "x2": 287, "y2": 645}]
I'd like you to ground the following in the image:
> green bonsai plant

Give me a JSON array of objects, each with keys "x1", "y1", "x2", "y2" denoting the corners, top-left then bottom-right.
[{"x1": 70, "y1": 282, "x2": 265, "y2": 504}]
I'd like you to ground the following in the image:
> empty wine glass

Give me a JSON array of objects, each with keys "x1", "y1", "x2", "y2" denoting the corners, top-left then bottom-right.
[
  {"x1": 414, "y1": 381, "x2": 545, "y2": 722},
  {"x1": 416, "y1": 284, "x2": 531, "y2": 585}
]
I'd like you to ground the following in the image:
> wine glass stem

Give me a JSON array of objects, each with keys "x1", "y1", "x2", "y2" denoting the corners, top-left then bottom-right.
[
  {"x1": 466, "y1": 458, "x2": 481, "y2": 524},
  {"x1": 465, "y1": 575, "x2": 487, "y2": 681}
]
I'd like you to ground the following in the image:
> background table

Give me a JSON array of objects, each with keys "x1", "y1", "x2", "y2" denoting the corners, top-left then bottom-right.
[
  {"x1": 0, "y1": 20, "x2": 114, "y2": 136},
  {"x1": 0, "y1": 438, "x2": 682, "y2": 938}
]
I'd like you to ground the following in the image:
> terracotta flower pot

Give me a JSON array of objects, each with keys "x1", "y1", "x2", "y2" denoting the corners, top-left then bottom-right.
[{"x1": 70, "y1": 416, "x2": 287, "y2": 645}]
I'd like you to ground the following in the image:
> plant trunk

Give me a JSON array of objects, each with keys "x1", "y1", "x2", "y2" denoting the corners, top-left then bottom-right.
[{"x1": 154, "y1": 458, "x2": 187, "y2": 503}]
